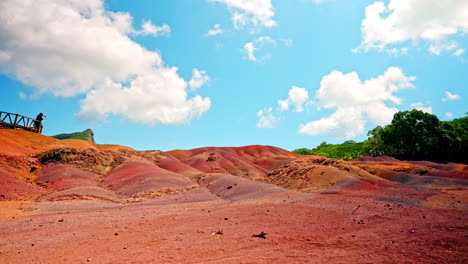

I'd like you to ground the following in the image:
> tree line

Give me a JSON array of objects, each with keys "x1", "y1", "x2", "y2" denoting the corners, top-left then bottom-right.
[
  {"x1": 365, "y1": 110, "x2": 467, "y2": 163},
  {"x1": 294, "y1": 110, "x2": 467, "y2": 163}
]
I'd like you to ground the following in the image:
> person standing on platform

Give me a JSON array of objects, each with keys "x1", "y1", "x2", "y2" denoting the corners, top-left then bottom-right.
[{"x1": 34, "y1": 113, "x2": 46, "y2": 133}]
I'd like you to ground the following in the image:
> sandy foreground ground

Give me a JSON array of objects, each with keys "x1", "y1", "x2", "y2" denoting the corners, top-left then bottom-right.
[{"x1": 1, "y1": 183, "x2": 466, "y2": 264}]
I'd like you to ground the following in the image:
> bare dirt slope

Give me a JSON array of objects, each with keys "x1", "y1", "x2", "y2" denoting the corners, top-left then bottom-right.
[{"x1": 0, "y1": 129, "x2": 466, "y2": 263}]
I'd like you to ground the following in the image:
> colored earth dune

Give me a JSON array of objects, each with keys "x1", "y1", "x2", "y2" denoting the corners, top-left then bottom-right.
[{"x1": 0, "y1": 129, "x2": 466, "y2": 263}]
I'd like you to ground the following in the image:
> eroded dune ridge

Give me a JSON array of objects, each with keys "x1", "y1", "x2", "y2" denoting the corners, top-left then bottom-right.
[{"x1": 0, "y1": 129, "x2": 467, "y2": 264}]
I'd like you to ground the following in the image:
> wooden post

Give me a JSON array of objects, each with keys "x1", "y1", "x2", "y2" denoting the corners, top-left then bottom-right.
[{"x1": 13, "y1": 114, "x2": 18, "y2": 129}]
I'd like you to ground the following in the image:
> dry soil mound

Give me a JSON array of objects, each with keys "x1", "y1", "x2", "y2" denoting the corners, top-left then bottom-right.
[
  {"x1": 36, "y1": 164, "x2": 100, "y2": 191},
  {"x1": 198, "y1": 173, "x2": 310, "y2": 202},
  {"x1": 103, "y1": 161, "x2": 197, "y2": 198},
  {"x1": 352, "y1": 160, "x2": 468, "y2": 187},
  {"x1": 166, "y1": 145, "x2": 298, "y2": 179},
  {"x1": 263, "y1": 156, "x2": 382, "y2": 192},
  {"x1": 37, "y1": 186, "x2": 121, "y2": 202},
  {"x1": 0, "y1": 129, "x2": 96, "y2": 155},
  {"x1": 156, "y1": 155, "x2": 203, "y2": 178},
  {"x1": 0, "y1": 171, "x2": 45, "y2": 200}
]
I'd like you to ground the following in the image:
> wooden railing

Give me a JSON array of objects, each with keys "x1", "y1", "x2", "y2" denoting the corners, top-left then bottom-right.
[{"x1": 0, "y1": 111, "x2": 42, "y2": 133}]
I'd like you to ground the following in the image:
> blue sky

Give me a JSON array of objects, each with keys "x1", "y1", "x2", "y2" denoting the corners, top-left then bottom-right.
[{"x1": 0, "y1": 0, "x2": 466, "y2": 151}]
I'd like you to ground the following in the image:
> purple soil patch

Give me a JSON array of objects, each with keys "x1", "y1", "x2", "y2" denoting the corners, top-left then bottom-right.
[
  {"x1": 404, "y1": 161, "x2": 454, "y2": 171},
  {"x1": 0, "y1": 171, "x2": 45, "y2": 200},
  {"x1": 381, "y1": 171, "x2": 468, "y2": 188},
  {"x1": 103, "y1": 161, "x2": 197, "y2": 197},
  {"x1": 167, "y1": 146, "x2": 299, "y2": 180},
  {"x1": 184, "y1": 150, "x2": 268, "y2": 179},
  {"x1": 157, "y1": 156, "x2": 202, "y2": 178},
  {"x1": 375, "y1": 197, "x2": 427, "y2": 207},
  {"x1": 405, "y1": 161, "x2": 468, "y2": 180},
  {"x1": 36, "y1": 164, "x2": 99, "y2": 191},
  {"x1": 198, "y1": 173, "x2": 311, "y2": 202}
]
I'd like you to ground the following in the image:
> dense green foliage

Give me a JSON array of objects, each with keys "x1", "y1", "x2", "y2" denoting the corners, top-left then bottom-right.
[
  {"x1": 293, "y1": 110, "x2": 467, "y2": 163},
  {"x1": 367, "y1": 110, "x2": 467, "y2": 163},
  {"x1": 293, "y1": 140, "x2": 370, "y2": 161},
  {"x1": 52, "y1": 128, "x2": 95, "y2": 143}
]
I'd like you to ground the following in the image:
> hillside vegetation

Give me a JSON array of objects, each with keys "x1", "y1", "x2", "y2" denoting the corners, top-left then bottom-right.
[
  {"x1": 52, "y1": 128, "x2": 95, "y2": 143},
  {"x1": 293, "y1": 141, "x2": 369, "y2": 161},
  {"x1": 294, "y1": 110, "x2": 467, "y2": 163}
]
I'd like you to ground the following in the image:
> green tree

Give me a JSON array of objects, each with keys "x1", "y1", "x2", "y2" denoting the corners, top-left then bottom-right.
[
  {"x1": 381, "y1": 110, "x2": 441, "y2": 159},
  {"x1": 366, "y1": 110, "x2": 467, "y2": 162},
  {"x1": 314, "y1": 141, "x2": 328, "y2": 150},
  {"x1": 364, "y1": 125, "x2": 384, "y2": 156}
]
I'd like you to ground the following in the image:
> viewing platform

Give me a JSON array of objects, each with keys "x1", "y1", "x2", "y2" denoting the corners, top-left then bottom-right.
[{"x1": 0, "y1": 111, "x2": 42, "y2": 133}]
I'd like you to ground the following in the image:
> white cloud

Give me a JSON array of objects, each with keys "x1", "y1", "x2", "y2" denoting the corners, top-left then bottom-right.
[
  {"x1": 278, "y1": 86, "x2": 309, "y2": 112},
  {"x1": 135, "y1": 21, "x2": 170, "y2": 37},
  {"x1": 0, "y1": 0, "x2": 210, "y2": 125},
  {"x1": 299, "y1": 67, "x2": 415, "y2": 138},
  {"x1": 443, "y1": 91, "x2": 461, "y2": 101},
  {"x1": 387, "y1": 47, "x2": 408, "y2": 56},
  {"x1": 206, "y1": 24, "x2": 224, "y2": 36},
  {"x1": 242, "y1": 36, "x2": 276, "y2": 62},
  {"x1": 410, "y1": 102, "x2": 433, "y2": 114},
  {"x1": 256, "y1": 107, "x2": 279, "y2": 128},
  {"x1": 300, "y1": 108, "x2": 367, "y2": 139},
  {"x1": 446, "y1": 112, "x2": 453, "y2": 118},
  {"x1": 356, "y1": 0, "x2": 468, "y2": 55},
  {"x1": 243, "y1": 42, "x2": 257, "y2": 61},
  {"x1": 79, "y1": 69, "x2": 211, "y2": 125},
  {"x1": 189, "y1": 69, "x2": 210, "y2": 91},
  {"x1": 428, "y1": 41, "x2": 459, "y2": 55},
  {"x1": 453, "y1": 48, "x2": 465, "y2": 56},
  {"x1": 209, "y1": 0, "x2": 276, "y2": 31}
]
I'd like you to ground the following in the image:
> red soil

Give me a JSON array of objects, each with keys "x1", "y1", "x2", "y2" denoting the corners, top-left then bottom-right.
[
  {"x1": 103, "y1": 161, "x2": 197, "y2": 197},
  {"x1": 0, "y1": 129, "x2": 466, "y2": 263},
  {"x1": 167, "y1": 145, "x2": 297, "y2": 179},
  {"x1": 0, "y1": 171, "x2": 45, "y2": 200},
  {"x1": 198, "y1": 173, "x2": 311, "y2": 202},
  {"x1": 0, "y1": 129, "x2": 131, "y2": 156},
  {"x1": 36, "y1": 164, "x2": 99, "y2": 191}
]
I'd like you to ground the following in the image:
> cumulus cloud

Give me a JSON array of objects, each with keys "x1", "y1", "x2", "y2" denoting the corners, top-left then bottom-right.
[
  {"x1": 0, "y1": 0, "x2": 210, "y2": 125},
  {"x1": 453, "y1": 49, "x2": 465, "y2": 56},
  {"x1": 189, "y1": 69, "x2": 210, "y2": 91},
  {"x1": 256, "y1": 108, "x2": 279, "y2": 128},
  {"x1": 209, "y1": 0, "x2": 276, "y2": 31},
  {"x1": 443, "y1": 91, "x2": 461, "y2": 101},
  {"x1": 299, "y1": 67, "x2": 415, "y2": 138},
  {"x1": 135, "y1": 21, "x2": 170, "y2": 37},
  {"x1": 79, "y1": 68, "x2": 211, "y2": 125},
  {"x1": 446, "y1": 112, "x2": 453, "y2": 118},
  {"x1": 278, "y1": 86, "x2": 309, "y2": 112},
  {"x1": 206, "y1": 24, "x2": 224, "y2": 36},
  {"x1": 356, "y1": 0, "x2": 468, "y2": 55},
  {"x1": 242, "y1": 36, "x2": 276, "y2": 62},
  {"x1": 410, "y1": 102, "x2": 433, "y2": 114},
  {"x1": 257, "y1": 86, "x2": 308, "y2": 128}
]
